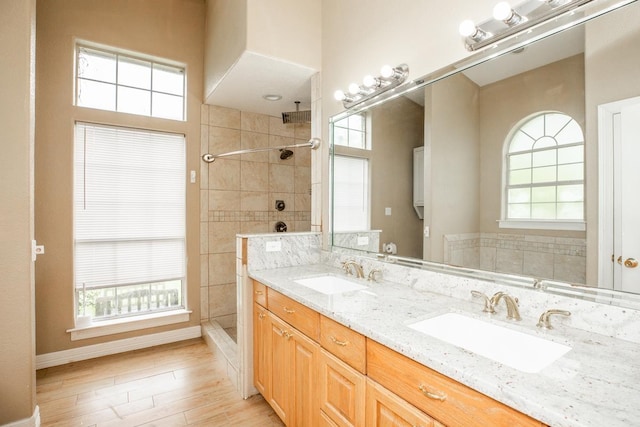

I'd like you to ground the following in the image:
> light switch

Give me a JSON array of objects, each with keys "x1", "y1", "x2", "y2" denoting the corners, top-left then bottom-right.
[
  {"x1": 190, "y1": 170, "x2": 197, "y2": 183},
  {"x1": 385, "y1": 207, "x2": 392, "y2": 216}
]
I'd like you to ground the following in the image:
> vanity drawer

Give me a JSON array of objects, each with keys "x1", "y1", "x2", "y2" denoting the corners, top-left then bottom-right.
[
  {"x1": 320, "y1": 315, "x2": 366, "y2": 374},
  {"x1": 253, "y1": 280, "x2": 267, "y2": 307},
  {"x1": 366, "y1": 339, "x2": 545, "y2": 427},
  {"x1": 268, "y1": 288, "x2": 320, "y2": 341}
]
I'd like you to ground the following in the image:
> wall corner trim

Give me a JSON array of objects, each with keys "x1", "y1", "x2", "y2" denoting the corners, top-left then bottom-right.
[
  {"x1": 1, "y1": 406, "x2": 40, "y2": 427},
  {"x1": 35, "y1": 326, "x2": 201, "y2": 370}
]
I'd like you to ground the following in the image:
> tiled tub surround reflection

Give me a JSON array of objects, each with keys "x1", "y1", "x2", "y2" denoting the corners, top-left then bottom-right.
[
  {"x1": 231, "y1": 233, "x2": 640, "y2": 427},
  {"x1": 199, "y1": 104, "x2": 312, "y2": 325},
  {"x1": 332, "y1": 230, "x2": 381, "y2": 253},
  {"x1": 444, "y1": 232, "x2": 586, "y2": 284}
]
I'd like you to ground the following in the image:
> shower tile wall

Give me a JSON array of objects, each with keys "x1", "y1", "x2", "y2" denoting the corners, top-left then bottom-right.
[{"x1": 200, "y1": 105, "x2": 312, "y2": 325}]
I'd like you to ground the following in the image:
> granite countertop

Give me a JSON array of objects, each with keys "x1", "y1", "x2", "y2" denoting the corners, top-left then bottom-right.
[{"x1": 249, "y1": 263, "x2": 640, "y2": 427}]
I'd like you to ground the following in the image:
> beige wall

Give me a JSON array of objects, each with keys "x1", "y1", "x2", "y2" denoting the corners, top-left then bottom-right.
[
  {"x1": 584, "y1": 2, "x2": 640, "y2": 285},
  {"x1": 478, "y1": 54, "x2": 586, "y2": 238},
  {"x1": 200, "y1": 105, "x2": 311, "y2": 327},
  {"x1": 425, "y1": 73, "x2": 481, "y2": 262},
  {"x1": 370, "y1": 97, "x2": 424, "y2": 259},
  {"x1": 246, "y1": 0, "x2": 321, "y2": 71},
  {"x1": 35, "y1": 0, "x2": 205, "y2": 354},
  {"x1": 0, "y1": 0, "x2": 37, "y2": 422},
  {"x1": 204, "y1": 0, "x2": 247, "y2": 100}
]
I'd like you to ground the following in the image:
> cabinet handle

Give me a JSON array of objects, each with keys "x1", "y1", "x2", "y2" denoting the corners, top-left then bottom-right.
[
  {"x1": 258, "y1": 312, "x2": 265, "y2": 320},
  {"x1": 418, "y1": 384, "x2": 447, "y2": 401},
  {"x1": 283, "y1": 331, "x2": 293, "y2": 340},
  {"x1": 283, "y1": 307, "x2": 295, "y2": 314},
  {"x1": 255, "y1": 290, "x2": 264, "y2": 295},
  {"x1": 329, "y1": 336, "x2": 349, "y2": 347}
]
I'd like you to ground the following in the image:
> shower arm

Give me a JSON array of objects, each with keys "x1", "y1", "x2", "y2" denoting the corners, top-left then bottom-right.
[{"x1": 202, "y1": 138, "x2": 321, "y2": 163}]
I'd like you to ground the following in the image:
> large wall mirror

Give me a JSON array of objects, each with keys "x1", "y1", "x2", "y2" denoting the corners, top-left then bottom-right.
[{"x1": 330, "y1": 0, "x2": 640, "y2": 307}]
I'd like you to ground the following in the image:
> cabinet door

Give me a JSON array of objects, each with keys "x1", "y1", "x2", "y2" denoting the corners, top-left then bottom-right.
[
  {"x1": 269, "y1": 313, "x2": 292, "y2": 425},
  {"x1": 253, "y1": 303, "x2": 269, "y2": 398},
  {"x1": 290, "y1": 326, "x2": 320, "y2": 427},
  {"x1": 366, "y1": 378, "x2": 442, "y2": 427},
  {"x1": 319, "y1": 348, "x2": 365, "y2": 427}
]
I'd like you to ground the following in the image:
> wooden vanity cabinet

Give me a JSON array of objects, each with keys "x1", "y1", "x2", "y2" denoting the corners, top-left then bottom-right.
[
  {"x1": 253, "y1": 302, "x2": 269, "y2": 398},
  {"x1": 252, "y1": 280, "x2": 546, "y2": 427},
  {"x1": 319, "y1": 348, "x2": 365, "y2": 427},
  {"x1": 366, "y1": 378, "x2": 444, "y2": 427},
  {"x1": 367, "y1": 339, "x2": 546, "y2": 427}
]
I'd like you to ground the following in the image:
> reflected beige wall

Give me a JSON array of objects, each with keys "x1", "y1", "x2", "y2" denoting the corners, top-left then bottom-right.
[
  {"x1": 478, "y1": 54, "x2": 586, "y2": 238},
  {"x1": 0, "y1": 0, "x2": 37, "y2": 423},
  {"x1": 35, "y1": 0, "x2": 205, "y2": 354},
  {"x1": 425, "y1": 73, "x2": 481, "y2": 262},
  {"x1": 370, "y1": 97, "x2": 424, "y2": 259}
]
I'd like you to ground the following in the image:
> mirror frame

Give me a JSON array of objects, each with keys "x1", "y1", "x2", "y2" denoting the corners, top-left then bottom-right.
[{"x1": 329, "y1": 0, "x2": 640, "y2": 310}]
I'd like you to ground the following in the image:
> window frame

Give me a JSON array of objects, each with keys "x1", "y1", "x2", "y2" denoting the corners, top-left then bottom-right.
[
  {"x1": 72, "y1": 122, "x2": 188, "y2": 327},
  {"x1": 74, "y1": 41, "x2": 187, "y2": 121},
  {"x1": 499, "y1": 111, "x2": 586, "y2": 231}
]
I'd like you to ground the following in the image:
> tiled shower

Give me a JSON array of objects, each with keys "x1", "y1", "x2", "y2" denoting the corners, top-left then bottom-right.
[{"x1": 200, "y1": 104, "x2": 312, "y2": 340}]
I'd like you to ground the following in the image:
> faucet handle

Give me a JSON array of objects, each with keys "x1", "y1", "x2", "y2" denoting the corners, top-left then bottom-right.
[
  {"x1": 537, "y1": 309, "x2": 571, "y2": 329},
  {"x1": 367, "y1": 268, "x2": 382, "y2": 282},
  {"x1": 471, "y1": 290, "x2": 495, "y2": 313}
]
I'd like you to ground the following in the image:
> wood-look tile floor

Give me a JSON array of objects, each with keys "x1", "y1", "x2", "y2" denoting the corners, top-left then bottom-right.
[{"x1": 36, "y1": 338, "x2": 285, "y2": 427}]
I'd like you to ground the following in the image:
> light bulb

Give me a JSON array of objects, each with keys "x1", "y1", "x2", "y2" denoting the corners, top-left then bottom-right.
[
  {"x1": 333, "y1": 90, "x2": 346, "y2": 101},
  {"x1": 348, "y1": 83, "x2": 361, "y2": 95},
  {"x1": 458, "y1": 19, "x2": 477, "y2": 37},
  {"x1": 493, "y1": 2, "x2": 513, "y2": 21},
  {"x1": 363, "y1": 75, "x2": 378, "y2": 88},
  {"x1": 380, "y1": 65, "x2": 395, "y2": 79}
]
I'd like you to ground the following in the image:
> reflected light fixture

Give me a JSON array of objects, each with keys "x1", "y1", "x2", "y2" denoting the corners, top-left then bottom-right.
[
  {"x1": 460, "y1": 0, "x2": 595, "y2": 51},
  {"x1": 334, "y1": 64, "x2": 409, "y2": 109}
]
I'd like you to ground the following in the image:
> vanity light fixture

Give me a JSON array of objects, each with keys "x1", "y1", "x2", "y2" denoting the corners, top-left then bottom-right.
[
  {"x1": 493, "y1": 2, "x2": 526, "y2": 26},
  {"x1": 460, "y1": 0, "x2": 594, "y2": 51},
  {"x1": 334, "y1": 64, "x2": 409, "y2": 109}
]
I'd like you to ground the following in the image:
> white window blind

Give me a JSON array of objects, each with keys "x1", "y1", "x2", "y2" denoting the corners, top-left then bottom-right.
[
  {"x1": 333, "y1": 155, "x2": 370, "y2": 231},
  {"x1": 74, "y1": 123, "x2": 186, "y2": 292}
]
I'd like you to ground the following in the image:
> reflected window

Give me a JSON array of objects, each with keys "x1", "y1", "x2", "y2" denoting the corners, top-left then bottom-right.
[
  {"x1": 333, "y1": 155, "x2": 370, "y2": 231},
  {"x1": 504, "y1": 112, "x2": 584, "y2": 221},
  {"x1": 76, "y1": 44, "x2": 185, "y2": 121},
  {"x1": 333, "y1": 113, "x2": 369, "y2": 149}
]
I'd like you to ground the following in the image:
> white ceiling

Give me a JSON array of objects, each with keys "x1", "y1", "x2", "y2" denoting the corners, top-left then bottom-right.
[{"x1": 204, "y1": 51, "x2": 316, "y2": 119}]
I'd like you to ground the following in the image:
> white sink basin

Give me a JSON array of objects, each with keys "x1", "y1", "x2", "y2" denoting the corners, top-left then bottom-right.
[
  {"x1": 294, "y1": 275, "x2": 368, "y2": 295},
  {"x1": 409, "y1": 313, "x2": 571, "y2": 373}
]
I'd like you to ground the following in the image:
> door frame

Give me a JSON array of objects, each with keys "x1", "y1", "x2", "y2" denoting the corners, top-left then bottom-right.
[{"x1": 597, "y1": 96, "x2": 640, "y2": 289}]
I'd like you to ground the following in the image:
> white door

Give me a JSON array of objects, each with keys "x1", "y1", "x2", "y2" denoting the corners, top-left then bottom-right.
[
  {"x1": 600, "y1": 97, "x2": 640, "y2": 293},
  {"x1": 614, "y1": 101, "x2": 640, "y2": 292}
]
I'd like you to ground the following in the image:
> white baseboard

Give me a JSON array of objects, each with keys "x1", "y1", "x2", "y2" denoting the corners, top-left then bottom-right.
[
  {"x1": 1, "y1": 405, "x2": 40, "y2": 427},
  {"x1": 36, "y1": 326, "x2": 201, "y2": 370}
]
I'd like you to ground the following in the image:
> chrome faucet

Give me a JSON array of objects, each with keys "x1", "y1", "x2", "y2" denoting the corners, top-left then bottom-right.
[
  {"x1": 471, "y1": 290, "x2": 496, "y2": 313},
  {"x1": 490, "y1": 292, "x2": 521, "y2": 321},
  {"x1": 341, "y1": 260, "x2": 364, "y2": 278},
  {"x1": 537, "y1": 309, "x2": 571, "y2": 329}
]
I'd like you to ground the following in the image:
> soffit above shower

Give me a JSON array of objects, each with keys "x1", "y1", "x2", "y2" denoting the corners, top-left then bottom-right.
[
  {"x1": 205, "y1": 51, "x2": 316, "y2": 117},
  {"x1": 203, "y1": 0, "x2": 321, "y2": 118}
]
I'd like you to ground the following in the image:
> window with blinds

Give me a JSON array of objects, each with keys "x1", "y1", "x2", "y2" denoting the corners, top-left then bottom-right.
[
  {"x1": 74, "y1": 122, "x2": 186, "y2": 321},
  {"x1": 333, "y1": 155, "x2": 370, "y2": 231}
]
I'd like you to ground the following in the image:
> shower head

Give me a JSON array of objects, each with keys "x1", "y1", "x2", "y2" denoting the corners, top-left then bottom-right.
[
  {"x1": 279, "y1": 149, "x2": 294, "y2": 160},
  {"x1": 281, "y1": 101, "x2": 311, "y2": 124}
]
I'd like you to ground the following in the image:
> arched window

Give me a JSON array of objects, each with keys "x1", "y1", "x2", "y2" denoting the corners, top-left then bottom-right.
[{"x1": 501, "y1": 112, "x2": 585, "y2": 230}]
